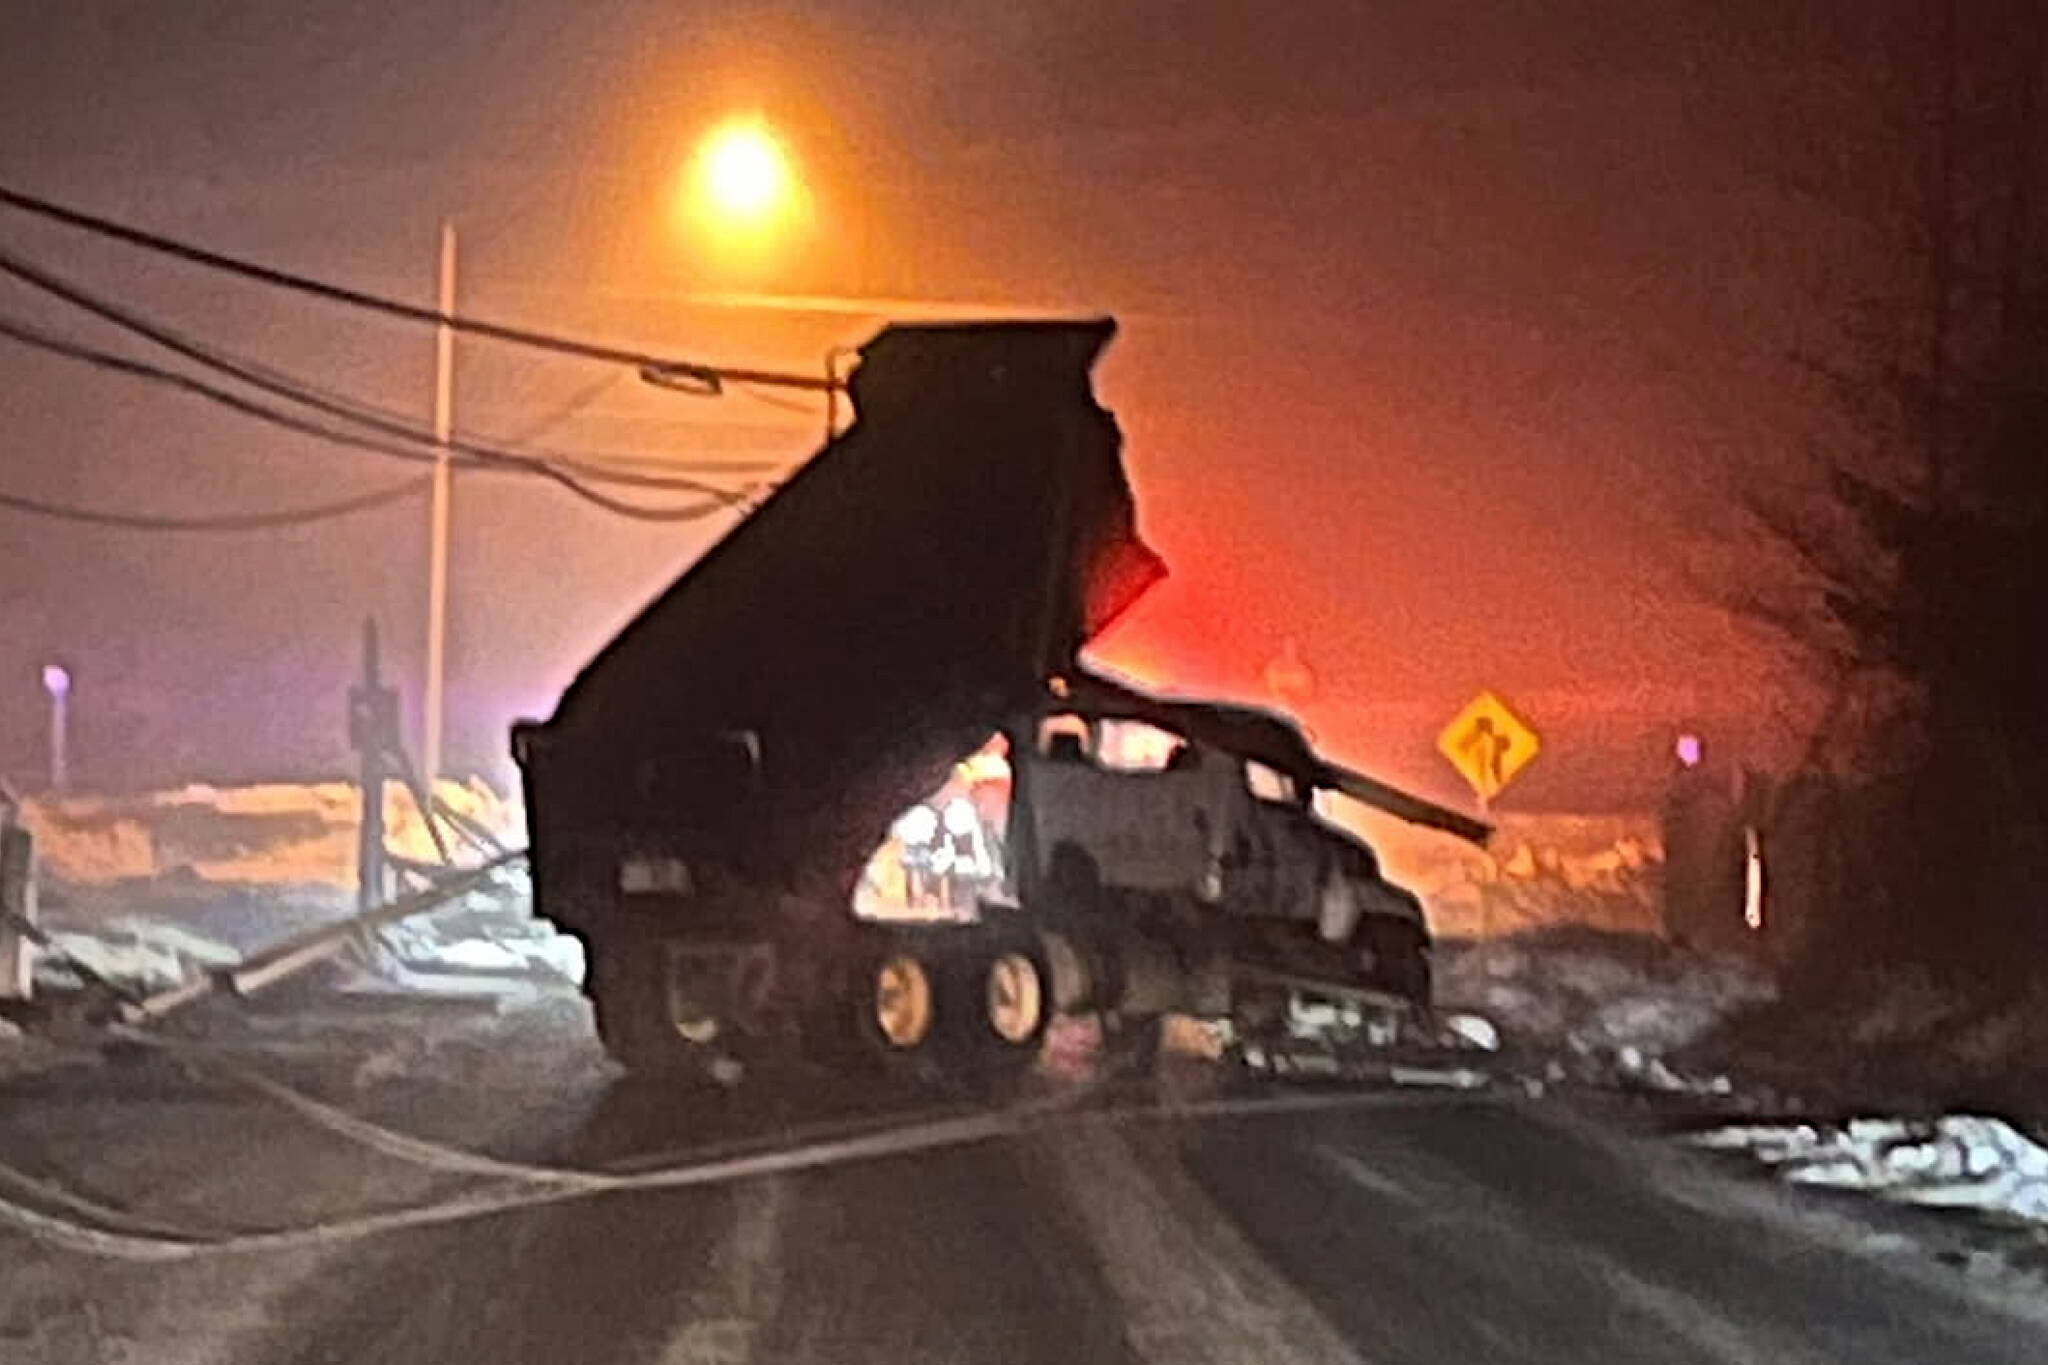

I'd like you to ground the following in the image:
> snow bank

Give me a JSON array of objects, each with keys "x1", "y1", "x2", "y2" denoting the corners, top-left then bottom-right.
[
  {"x1": 37, "y1": 916, "x2": 240, "y2": 994},
  {"x1": 17, "y1": 779, "x2": 560, "y2": 1003},
  {"x1": 1695, "y1": 1116, "x2": 2048, "y2": 1223},
  {"x1": 28, "y1": 862, "x2": 578, "y2": 1006},
  {"x1": 367, "y1": 903, "x2": 585, "y2": 989},
  {"x1": 1347, "y1": 810, "x2": 1663, "y2": 939},
  {"x1": 1438, "y1": 928, "x2": 1772, "y2": 1051},
  {"x1": 21, "y1": 779, "x2": 518, "y2": 890}
]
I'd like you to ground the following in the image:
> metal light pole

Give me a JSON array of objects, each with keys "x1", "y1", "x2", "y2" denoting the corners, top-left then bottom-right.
[
  {"x1": 423, "y1": 220, "x2": 457, "y2": 789},
  {"x1": 40, "y1": 664, "x2": 69, "y2": 793}
]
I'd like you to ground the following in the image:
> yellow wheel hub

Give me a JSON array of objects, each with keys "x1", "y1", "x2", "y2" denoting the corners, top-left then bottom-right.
[
  {"x1": 874, "y1": 954, "x2": 935, "y2": 1048},
  {"x1": 986, "y1": 952, "x2": 1044, "y2": 1045}
]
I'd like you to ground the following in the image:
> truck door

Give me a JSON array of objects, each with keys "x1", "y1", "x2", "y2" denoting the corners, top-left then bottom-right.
[{"x1": 1234, "y1": 760, "x2": 1321, "y2": 921}]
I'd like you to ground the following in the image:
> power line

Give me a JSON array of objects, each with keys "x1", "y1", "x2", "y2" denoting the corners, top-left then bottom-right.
[
  {"x1": 0, "y1": 314, "x2": 738, "y2": 522},
  {"x1": 0, "y1": 313, "x2": 444, "y2": 467},
  {"x1": 499, "y1": 371, "x2": 623, "y2": 445},
  {"x1": 734, "y1": 381, "x2": 830, "y2": 417},
  {"x1": 0, "y1": 181, "x2": 840, "y2": 394},
  {"x1": 488, "y1": 373, "x2": 800, "y2": 486},
  {"x1": 0, "y1": 478, "x2": 427, "y2": 531},
  {"x1": 0, "y1": 244, "x2": 750, "y2": 506}
]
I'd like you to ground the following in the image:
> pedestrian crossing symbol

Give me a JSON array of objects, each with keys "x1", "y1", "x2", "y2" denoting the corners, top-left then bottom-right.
[{"x1": 1437, "y1": 691, "x2": 1539, "y2": 804}]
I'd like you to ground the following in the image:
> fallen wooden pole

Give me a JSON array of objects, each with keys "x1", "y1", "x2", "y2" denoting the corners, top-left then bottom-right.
[{"x1": 125, "y1": 851, "x2": 525, "y2": 1023}]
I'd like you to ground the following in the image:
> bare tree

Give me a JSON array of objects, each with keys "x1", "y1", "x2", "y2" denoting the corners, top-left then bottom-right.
[{"x1": 1729, "y1": 1, "x2": 2047, "y2": 987}]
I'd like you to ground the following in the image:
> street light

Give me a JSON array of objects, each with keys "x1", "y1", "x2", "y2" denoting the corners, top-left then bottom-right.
[
  {"x1": 679, "y1": 116, "x2": 806, "y2": 255},
  {"x1": 40, "y1": 663, "x2": 69, "y2": 793},
  {"x1": 702, "y1": 122, "x2": 788, "y2": 219}
]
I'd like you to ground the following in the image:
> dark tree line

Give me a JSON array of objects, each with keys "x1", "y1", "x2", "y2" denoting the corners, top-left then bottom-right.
[{"x1": 1738, "y1": 2, "x2": 2045, "y2": 990}]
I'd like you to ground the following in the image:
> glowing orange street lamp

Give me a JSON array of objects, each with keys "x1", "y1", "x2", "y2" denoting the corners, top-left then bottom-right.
[{"x1": 682, "y1": 117, "x2": 805, "y2": 251}]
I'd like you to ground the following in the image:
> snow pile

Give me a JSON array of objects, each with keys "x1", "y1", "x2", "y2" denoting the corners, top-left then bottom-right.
[
  {"x1": 1695, "y1": 1116, "x2": 2048, "y2": 1223},
  {"x1": 22, "y1": 779, "x2": 518, "y2": 890},
  {"x1": 1435, "y1": 927, "x2": 1772, "y2": 1093},
  {"x1": 368, "y1": 905, "x2": 585, "y2": 989},
  {"x1": 30, "y1": 875, "x2": 577, "y2": 1006},
  {"x1": 321, "y1": 870, "x2": 584, "y2": 1003},
  {"x1": 1439, "y1": 928, "x2": 1773, "y2": 1051},
  {"x1": 37, "y1": 916, "x2": 240, "y2": 994},
  {"x1": 1350, "y1": 810, "x2": 1663, "y2": 939}
]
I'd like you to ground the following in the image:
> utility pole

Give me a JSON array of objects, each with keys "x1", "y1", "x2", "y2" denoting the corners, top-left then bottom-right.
[
  {"x1": 349, "y1": 620, "x2": 395, "y2": 912},
  {"x1": 349, "y1": 618, "x2": 455, "y2": 914},
  {"x1": 423, "y1": 220, "x2": 457, "y2": 789}
]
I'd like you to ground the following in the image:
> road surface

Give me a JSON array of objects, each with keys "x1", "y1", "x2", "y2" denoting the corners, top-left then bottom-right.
[{"x1": 0, "y1": 993, "x2": 2038, "y2": 1364}]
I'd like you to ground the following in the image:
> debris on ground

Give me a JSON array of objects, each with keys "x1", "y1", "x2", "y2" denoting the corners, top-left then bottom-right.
[
  {"x1": 1434, "y1": 927, "x2": 1771, "y2": 1096},
  {"x1": 361, "y1": 894, "x2": 585, "y2": 991},
  {"x1": 27, "y1": 858, "x2": 575, "y2": 1014},
  {"x1": 1440, "y1": 1012, "x2": 1500, "y2": 1052},
  {"x1": 1160, "y1": 1014, "x2": 1228, "y2": 1059},
  {"x1": 1694, "y1": 1115, "x2": 2048, "y2": 1223}
]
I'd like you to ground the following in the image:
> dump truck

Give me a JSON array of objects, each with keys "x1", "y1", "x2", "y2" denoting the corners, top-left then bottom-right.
[{"x1": 513, "y1": 319, "x2": 1488, "y2": 1083}]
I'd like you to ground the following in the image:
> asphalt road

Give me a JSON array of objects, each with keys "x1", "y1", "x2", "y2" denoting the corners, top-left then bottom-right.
[{"x1": 0, "y1": 998, "x2": 2040, "y2": 1365}]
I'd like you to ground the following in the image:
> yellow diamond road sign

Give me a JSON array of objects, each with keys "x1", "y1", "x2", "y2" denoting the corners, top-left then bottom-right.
[{"x1": 1437, "y1": 691, "x2": 1540, "y2": 804}]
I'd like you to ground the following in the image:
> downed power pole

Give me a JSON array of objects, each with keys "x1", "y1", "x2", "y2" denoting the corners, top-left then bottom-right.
[{"x1": 126, "y1": 851, "x2": 524, "y2": 1023}]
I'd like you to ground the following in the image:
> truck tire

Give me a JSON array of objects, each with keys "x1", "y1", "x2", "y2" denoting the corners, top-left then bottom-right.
[
  {"x1": 846, "y1": 935, "x2": 977, "y2": 1083},
  {"x1": 838, "y1": 927, "x2": 1051, "y2": 1097},
  {"x1": 588, "y1": 933, "x2": 770, "y2": 1082},
  {"x1": 587, "y1": 934, "x2": 689, "y2": 1074},
  {"x1": 959, "y1": 929, "x2": 1053, "y2": 1095}
]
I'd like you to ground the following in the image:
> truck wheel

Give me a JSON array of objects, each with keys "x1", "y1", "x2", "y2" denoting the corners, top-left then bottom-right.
[
  {"x1": 850, "y1": 939, "x2": 974, "y2": 1084},
  {"x1": 957, "y1": 939, "x2": 1052, "y2": 1096},
  {"x1": 588, "y1": 935, "x2": 768, "y2": 1083},
  {"x1": 588, "y1": 935, "x2": 688, "y2": 1074},
  {"x1": 982, "y1": 949, "x2": 1050, "y2": 1051},
  {"x1": 847, "y1": 933, "x2": 1052, "y2": 1096},
  {"x1": 871, "y1": 950, "x2": 940, "y2": 1051}
]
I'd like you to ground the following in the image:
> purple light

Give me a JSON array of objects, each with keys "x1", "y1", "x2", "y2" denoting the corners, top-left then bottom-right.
[
  {"x1": 1675, "y1": 733, "x2": 1702, "y2": 768},
  {"x1": 41, "y1": 664, "x2": 70, "y2": 699}
]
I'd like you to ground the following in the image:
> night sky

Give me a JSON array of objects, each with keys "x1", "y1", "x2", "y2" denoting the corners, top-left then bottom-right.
[{"x1": 0, "y1": 2, "x2": 1934, "y2": 809}]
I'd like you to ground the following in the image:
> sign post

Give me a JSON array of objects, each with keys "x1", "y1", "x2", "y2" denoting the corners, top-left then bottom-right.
[{"x1": 1437, "y1": 691, "x2": 1540, "y2": 936}]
